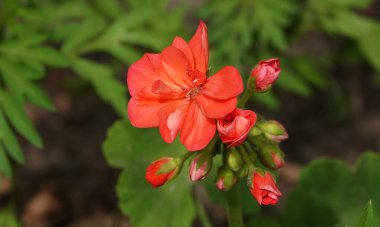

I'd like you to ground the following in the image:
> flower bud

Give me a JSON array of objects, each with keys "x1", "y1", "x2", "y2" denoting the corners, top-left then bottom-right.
[
  {"x1": 257, "y1": 120, "x2": 288, "y2": 143},
  {"x1": 215, "y1": 167, "x2": 237, "y2": 191},
  {"x1": 250, "y1": 58, "x2": 280, "y2": 93},
  {"x1": 145, "y1": 157, "x2": 180, "y2": 187},
  {"x1": 249, "y1": 170, "x2": 282, "y2": 205},
  {"x1": 237, "y1": 165, "x2": 249, "y2": 178},
  {"x1": 189, "y1": 153, "x2": 212, "y2": 181},
  {"x1": 217, "y1": 108, "x2": 257, "y2": 147},
  {"x1": 227, "y1": 148, "x2": 243, "y2": 172},
  {"x1": 258, "y1": 144, "x2": 285, "y2": 169}
]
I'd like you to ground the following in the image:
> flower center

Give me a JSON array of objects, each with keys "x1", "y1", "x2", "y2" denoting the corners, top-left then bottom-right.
[
  {"x1": 186, "y1": 86, "x2": 203, "y2": 100},
  {"x1": 185, "y1": 69, "x2": 206, "y2": 100}
]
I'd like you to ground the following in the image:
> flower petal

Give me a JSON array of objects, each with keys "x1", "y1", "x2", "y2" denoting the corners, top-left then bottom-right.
[
  {"x1": 203, "y1": 66, "x2": 243, "y2": 100},
  {"x1": 196, "y1": 95, "x2": 237, "y2": 119},
  {"x1": 128, "y1": 87, "x2": 175, "y2": 128},
  {"x1": 127, "y1": 53, "x2": 175, "y2": 97},
  {"x1": 161, "y1": 46, "x2": 192, "y2": 88},
  {"x1": 158, "y1": 100, "x2": 189, "y2": 143},
  {"x1": 189, "y1": 20, "x2": 209, "y2": 73},
  {"x1": 172, "y1": 37, "x2": 195, "y2": 69},
  {"x1": 180, "y1": 102, "x2": 216, "y2": 151}
]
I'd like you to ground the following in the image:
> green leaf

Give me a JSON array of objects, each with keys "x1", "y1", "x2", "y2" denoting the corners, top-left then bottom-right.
[
  {"x1": 29, "y1": 47, "x2": 70, "y2": 67},
  {"x1": 23, "y1": 83, "x2": 55, "y2": 111},
  {"x1": 276, "y1": 69, "x2": 312, "y2": 97},
  {"x1": 284, "y1": 152, "x2": 380, "y2": 227},
  {"x1": 0, "y1": 144, "x2": 12, "y2": 177},
  {"x1": 0, "y1": 91, "x2": 43, "y2": 148},
  {"x1": 103, "y1": 120, "x2": 196, "y2": 227},
  {"x1": 0, "y1": 206, "x2": 21, "y2": 227},
  {"x1": 93, "y1": 0, "x2": 123, "y2": 19},
  {"x1": 0, "y1": 60, "x2": 55, "y2": 111},
  {"x1": 71, "y1": 58, "x2": 127, "y2": 117},
  {"x1": 252, "y1": 91, "x2": 281, "y2": 110},
  {"x1": 0, "y1": 110, "x2": 24, "y2": 164},
  {"x1": 356, "y1": 201, "x2": 374, "y2": 227}
]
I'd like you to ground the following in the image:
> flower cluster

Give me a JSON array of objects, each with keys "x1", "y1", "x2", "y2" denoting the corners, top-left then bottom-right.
[{"x1": 127, "y1": 21, "x2": 287, "y2": 206}]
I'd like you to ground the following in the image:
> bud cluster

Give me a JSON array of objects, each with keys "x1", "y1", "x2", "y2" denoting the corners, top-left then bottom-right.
[{"x1": 143, "y1": 58, "x2": 287, "y2": 206}]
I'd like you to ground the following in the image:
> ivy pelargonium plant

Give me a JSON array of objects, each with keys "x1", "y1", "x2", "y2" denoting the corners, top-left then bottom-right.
[{"x1": 126, "y1": 20, "x2": 287, "y2": 226}]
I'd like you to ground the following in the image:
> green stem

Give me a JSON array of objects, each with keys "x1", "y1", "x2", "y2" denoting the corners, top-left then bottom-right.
[
  {"x1": 195, "y1": 194, "x2": 213, "y2": 227},
  {"x1": 238, "y1": 145, "x2": 254, "y2": 168},
  {"x1": 226, "y1": 184, "x2": 244, "y2": 227},
  {"x1": 237, "y1": 89, "x2": 252, "y2": 108}
]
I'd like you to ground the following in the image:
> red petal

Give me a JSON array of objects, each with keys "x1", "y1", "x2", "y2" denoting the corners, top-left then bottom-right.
[
  {"x1": 189, "y1": 21, "x2": 209, "y2": 73},
  {"x1": 151, "y1": 80, "x2": 183, "y2": 98},
  {"x1": 161, "y1": 46, "x2": 192, "y2": 88},
  {"x1": 203, "y1": 66, "x2": 243, "y2": 100},
  {"x1": 128, "y1": 87, "x2": 175, "y2": 128},
  {"x1": 158, "y1": 100, "x2": 189, "y2": 143},
  {"x1": 127, "y1": 53, "x2": 175, "y2": 97},
  {"x1": 196, "y1": 95, "x2": 237, "y2": 119},
  {"x1": 180, "y1": 102, "x2": 216, "y2": 151},
  {"x1": 172, "y1": 37, "x2": 195, "y2": 69}
]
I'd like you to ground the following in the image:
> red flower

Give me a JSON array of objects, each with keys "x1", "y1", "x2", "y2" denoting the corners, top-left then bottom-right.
[
  {"x1": 250, "y1": 171, "x2": 282, "y2": 205},
  {"x1": 217, "y1": 108, "x2": 257, "y2": 147},
  {"x1": 127, "y1": 21, "x2": 243, "y2": 151},
  {"x1": 145, "y1": 157, "x2": 179, "y2": 187},
  {"x1": 251, "y1": 58, "x2": 280, "y2": 92}
]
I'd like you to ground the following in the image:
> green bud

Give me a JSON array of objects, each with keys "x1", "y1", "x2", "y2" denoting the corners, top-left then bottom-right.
[
  {"x1": 249, "y1": 125, "x2": 262, "y2": 137},
  {"x1": 215, "y1": 167, "x2": 238, "y2": 191},
  {"x1": 227, "y1": 148, "x2": 243, "y2": 172},
  {"x1": 257, "y1": 120, "x2": 288, "y2": 143},
  {"x1": 257, "y1": 145, "x2": 285, "y2": 169}
]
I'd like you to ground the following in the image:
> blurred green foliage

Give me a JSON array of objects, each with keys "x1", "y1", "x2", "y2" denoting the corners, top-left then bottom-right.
[
  {"x1": 0, "y1": 206, "x2": 20, "y2": 227},
  {"x1": 284, "y1": 152, "x2": 379, "y2": 227}
]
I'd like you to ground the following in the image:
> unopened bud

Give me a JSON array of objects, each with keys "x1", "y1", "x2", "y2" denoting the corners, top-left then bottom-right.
[
  {"x1": 215, "y1": 167, "x2": 237, "y2": 191},
  {"x1": 249, "y1": 126, "x2": 262, "y2": 137},
  {"x1": 257, "y1": 120, "x2": 288, "y2": 143},
  {"x1": 250, "y1": 58, "x2": 281, "y2": 93},
  {"x1": 258, "y1": 145, "x2": 285, "y2": 169},
  {"x1": 189, "y1": 153, "x2": 212, "y2": 181},
  {"x1": 145, "y1": 157, "x2": 180, "y2": 187},
  {"x1": 237, "y1": 165, "x2": 249, "y2": 178},
  {"x1": 227, "y1": 148, "x2": 243, "y2": 172}
]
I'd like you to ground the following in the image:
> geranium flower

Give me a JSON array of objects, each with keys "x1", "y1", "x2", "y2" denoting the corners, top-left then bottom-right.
[
  {"x1": 127, "y1": 21, "x2": 243, "y2": 151},
  {"x1": 250, "y1": 171, "x2": 282, "y2": 205}
]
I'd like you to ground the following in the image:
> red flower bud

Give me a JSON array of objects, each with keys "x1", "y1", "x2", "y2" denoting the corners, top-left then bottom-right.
[
  {"x1": 251, "y1": 58, "x2": 280, "y2": 92},
  {"x1": 257, "y1": 144, "x2": 285, "y2": 169},
  {"x1": 271, "y1": 151, "x2": 285, "y2": 169},
  {"x1": 217, "y1": 108, "x2": 257, "y2": 147},
  {"x1": 145, "y1": 157, "x2": 179, "y2": 187},
  {"x1": 249, "y1": 171, "x2": 282, "y2": 205},
  {"x1": 215, "y1": 167, "x2": 237, "y2": 191},
  {"x1": 189, "y1": 153, "x2": 212, "y2": 181}
]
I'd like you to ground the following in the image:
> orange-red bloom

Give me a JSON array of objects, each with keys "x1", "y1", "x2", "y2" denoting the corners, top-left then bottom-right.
[
  {"x1": 127, "y1": 21, "x2": 243, "y2": 151},
  {"x1": 217, "y1": 108, "x2": 257, "y2": 147},
  {"x1": 250, "y1": 171, "x2": 282, "y2": 205},
  {"x1": 145, "y1": 157, "x2": 178, "y2": 187}
]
